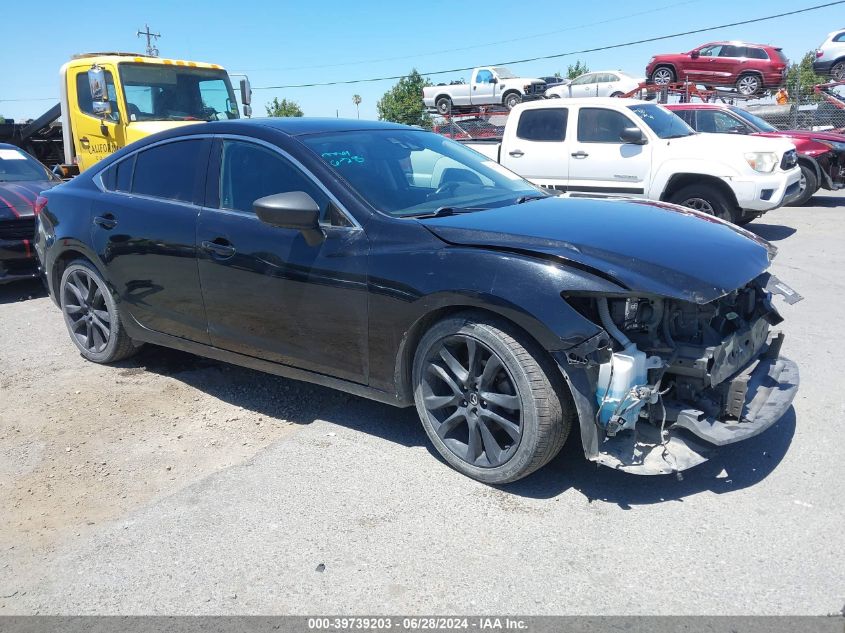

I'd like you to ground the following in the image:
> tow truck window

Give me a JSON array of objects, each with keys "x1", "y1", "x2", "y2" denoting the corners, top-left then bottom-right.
[
  {"x1": 119, "y1": 64, "x2": 238, "y2": 122},
  {"x1": 75, "y1": 71, "x2": 119, "y2": 122}
]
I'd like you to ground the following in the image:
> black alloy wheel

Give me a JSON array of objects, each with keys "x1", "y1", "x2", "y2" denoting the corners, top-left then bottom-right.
[
  {"x1": 413, "y1": 314, "x2": 572, "y2": 484},
  {"x1": 421, "y1": 334, "x2": 523, "y2": 468},
  {"x1": 60, "y1": 260, "x2": 137, "y2": 363}
]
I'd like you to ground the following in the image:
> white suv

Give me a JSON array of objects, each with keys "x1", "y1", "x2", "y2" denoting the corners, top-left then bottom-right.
[{"x1": 813, "y1": 28, "x2": 845, "y2": 80}]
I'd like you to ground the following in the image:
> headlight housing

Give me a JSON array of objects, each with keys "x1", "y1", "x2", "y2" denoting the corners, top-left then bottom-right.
[
  {"x1": 744, "y1": 152, "x2": 779, "y2": 173},
  {"x1": 813, "y1": 139, "x2": 845, "y2": 152}
]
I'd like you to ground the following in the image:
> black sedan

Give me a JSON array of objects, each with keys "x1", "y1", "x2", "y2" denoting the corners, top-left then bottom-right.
[
  {"x1": 0, "y1": 143, "x2": 61, "y2": 283},
  {"x1": 36, "y1": 119, "x2": 800, "y2": 483}
]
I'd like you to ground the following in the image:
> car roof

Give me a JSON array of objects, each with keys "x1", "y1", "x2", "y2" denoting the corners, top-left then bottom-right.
[
  {"x1": 664, "y1": 103, "x2": 732, "y2": 110},
  {"x1": 702, "y1": 41, "x2": 776, "y2": 48},
  {"x1": 148, "y1": 117, "x2": 412, "y2": 139}
]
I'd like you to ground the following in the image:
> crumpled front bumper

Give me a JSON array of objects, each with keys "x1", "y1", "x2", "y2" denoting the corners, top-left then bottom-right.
[{"x1": 553, "y1": 342, "x2": 799, "y2": 476}]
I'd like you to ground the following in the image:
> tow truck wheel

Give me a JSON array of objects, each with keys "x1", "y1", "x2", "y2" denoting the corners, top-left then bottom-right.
[
  {"x1": 435, "y1": 96, "x2": 452, "y2": 116},
  {"x1": 789, "y1": 163, "x2": 818, "y2": 206},
  {"x1": 669, "y1": 184, "x2": 735, "y2": 223}
]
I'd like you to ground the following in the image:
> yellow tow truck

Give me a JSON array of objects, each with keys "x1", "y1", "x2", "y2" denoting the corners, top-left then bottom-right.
[{"x1": 1, "y1": 52, "x2": 251, "y2": 175}]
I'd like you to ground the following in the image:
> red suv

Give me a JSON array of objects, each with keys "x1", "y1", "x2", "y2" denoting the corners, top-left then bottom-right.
[
  {"x1": 646, "y1": 42, "x2": 788, "y2": 95},
  {"x1": 666, "y1": 103, "x2": 845, "y2": 205}
]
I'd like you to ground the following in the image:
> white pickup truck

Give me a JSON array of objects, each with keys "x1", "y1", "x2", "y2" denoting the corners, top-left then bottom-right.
[
  {"x1": 423, "y1": 67, "x2": 547, "y2": 115},
  {"x1": 462, "y1": 98, "x2": 802, "y2": 224}
]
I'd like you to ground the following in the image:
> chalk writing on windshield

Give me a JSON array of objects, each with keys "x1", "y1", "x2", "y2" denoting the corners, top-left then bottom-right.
[{"x1": 321, "y1": 151, "x2": 365, "y2": 167}]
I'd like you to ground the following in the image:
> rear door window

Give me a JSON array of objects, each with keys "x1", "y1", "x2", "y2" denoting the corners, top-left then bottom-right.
[
  {"x1": 516, "y1": 108, "x2": 568, "y2": 142},
  {"x1": 131, "y1": 139, "x2": 204, "y2": 203},
  {"x1": 577, "y1": 108, "x2": 635, "y2": 143}
]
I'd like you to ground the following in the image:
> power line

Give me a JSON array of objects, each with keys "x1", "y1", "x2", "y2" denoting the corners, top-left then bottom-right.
[
  {"x1": 233, "y1": 0, "x2": 700, "y2": 74},
  {"x1": 0, "y1": 97, "x2": 56, "y2": 103},
  {"x1": 252, "y1": 1, "x2": 845, "y2": 90}
]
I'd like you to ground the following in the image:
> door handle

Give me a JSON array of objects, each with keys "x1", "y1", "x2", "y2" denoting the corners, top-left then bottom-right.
[
  {"x1": 79, "y1": 136, "x2": 90, "y2": 148},
  {"x1": 508, "y1": 150, "x2": 524, "y2": 157},
  {"x1": 201, "y1": 239, "x2": 236, "y2": 258},
  {"x1": 571, "y1": 151, "x2": 589, "y2": 158},
  {"x1": 93, "y1": 214, "x2": 117, "y2": 229}
]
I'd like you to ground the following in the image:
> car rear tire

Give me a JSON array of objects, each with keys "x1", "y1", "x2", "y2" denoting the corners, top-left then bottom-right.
[
  {"x1": 435, "y1": 96, "x2": 452, "y2": 116},
  {"x1": 736, "y1": 73, "x2": 762, "y2": 96},
  {"x1": 789, "y1": 162, "x2": 819, "y2": 206},
  {"x1": 668, "y1": 184, "x2": 736, "y2": 223},
  {"x1": 650, "y1": 67, "x2": 675, "y2": 85},
  {"x1": 412, "y1": 314, "x2": 572, "y2": 484},
  {"x1": 60, "y1": 260, "x2": 137, "y2": 363},
  {"x1": 503, "y1": 92, "x2": 522, "y2": 110},
  {"x1": 832, "y1": 61, "x2": 845, "y2": 81}
]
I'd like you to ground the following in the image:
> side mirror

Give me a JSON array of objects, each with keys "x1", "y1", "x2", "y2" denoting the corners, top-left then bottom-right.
[
  {"x1": 240, "y1": 77, "x2": 252, "y2": 118},
  {"x1": 254, "y1": 191, "x2": 324, "y2": 246},
  {"x1": 490, "y1": 77, "x2": 498, "y2": 85},
  {"x1": 87, "y1": 66, "x2": 112, "y2": 116},
  {"x1": 620, "y1": 126, "x2": 647, "y2": 144},
  {"x1": 690, "y1": 50, "x2": 700, "y2": 59}
]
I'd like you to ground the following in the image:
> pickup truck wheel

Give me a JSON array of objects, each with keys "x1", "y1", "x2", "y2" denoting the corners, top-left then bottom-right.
[
  {"x1": 650, "y1": 67, "x2": 675, "y2": 85},
  {"x1": 789, "y1": 163, "x2": 818, "y2": 206},
  {"x1": 503, "y1": 92, "x2": 522, "y2": 110},
  {"x1": 60, "y1": 260, "x2": 137, "y2": 363},
  {"x1": 435, "y1": 96, "x2": 452, "y2": 115},
  {"x1": 412, "y1": 314, "x2": 571, "y2": 484},
  {"x1": 669, "y1": 184, "x2": 734, "y2": 222},
  {"x1": 736, "y1": 73, "x2": 762, "y2": 96}
]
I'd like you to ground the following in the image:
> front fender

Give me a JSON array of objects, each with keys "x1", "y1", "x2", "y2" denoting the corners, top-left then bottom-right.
[{"x1": 650, "y1": 159, "x2": 739, "y2": 199}]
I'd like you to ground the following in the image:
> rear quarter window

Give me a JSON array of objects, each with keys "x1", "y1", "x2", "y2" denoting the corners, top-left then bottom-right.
[
  {"x1": 131, "y1": 140, "x2": 203, "y2": 203},
  {"x1": 516, "y1": 108, "x2": 568, "y2": 142},
  {"x1": 745, "y1": 47, "x2": 769, "y2": 60}
]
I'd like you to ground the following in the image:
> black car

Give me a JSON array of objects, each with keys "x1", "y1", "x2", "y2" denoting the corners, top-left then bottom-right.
[
  {"x1": 36, "y1": 119, "x2": 800, "y2": 483},
  {"x1": 0, "y1": 143, "x2": 61, "y2": 283}
]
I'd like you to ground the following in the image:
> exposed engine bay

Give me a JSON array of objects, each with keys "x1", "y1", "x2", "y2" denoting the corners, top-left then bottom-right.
[{"x1": 563, "y1": 272, "x2": 802, "y2": 475}]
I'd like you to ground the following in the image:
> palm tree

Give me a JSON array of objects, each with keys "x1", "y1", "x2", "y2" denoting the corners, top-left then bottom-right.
[{"x1": 352, "y1": 94, "x2": 362, "y2": 119}]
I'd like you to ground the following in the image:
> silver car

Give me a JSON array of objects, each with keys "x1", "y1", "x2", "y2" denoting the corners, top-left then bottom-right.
[
  {"x1": 813, "y1": 28, "x2": 845, "y2": 80},
  {"x1": 544, "y1": 71, "x2": 643, "y2": 99}
]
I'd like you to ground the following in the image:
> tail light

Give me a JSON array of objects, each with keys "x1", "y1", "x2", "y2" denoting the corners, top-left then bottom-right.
[
  {"x1": 816, "y1": 50, "x2": 823, "y2": 58},
  {"x1": 34, "y1": 195, "x2": 48, "y2": 216}
]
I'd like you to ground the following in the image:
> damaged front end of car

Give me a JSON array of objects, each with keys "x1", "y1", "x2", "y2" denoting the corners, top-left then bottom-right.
[{"x1": 555, "y1": 272, "x2": 802, "y2": 476}]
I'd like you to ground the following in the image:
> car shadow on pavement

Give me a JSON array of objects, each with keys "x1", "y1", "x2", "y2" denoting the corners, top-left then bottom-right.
[
  {"x1": 123, "y1": 345, "x2": 796, "y2": 507},
  {"x1": 0, "y1": 279, "x2": 46, "y2": 305},
  {"x1": 748, "y1": 224, "x2": 797, "y2": 242},
  {"x1": 504, "y1": 408, "x2": 796, "y2": 507},
  {"x1": 804, "y1": 195, "x2": 844, "y2": 208}
]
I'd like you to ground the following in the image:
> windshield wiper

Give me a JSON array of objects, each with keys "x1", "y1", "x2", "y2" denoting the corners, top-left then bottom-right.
[
  {"x1": 406, "y1": 206, "x2": 484, "y2": 219},
  {"x1": 515, "y1": 194, "x2": 548, "y2": 204}
]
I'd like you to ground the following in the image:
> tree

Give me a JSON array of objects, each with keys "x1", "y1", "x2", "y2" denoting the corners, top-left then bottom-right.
[
  {"x1": 784, "y1": 51, "x2": 827, "y2": 102},
  {"x1": 265, "y1": 97, "x2": 304, "y2": 117},
  {"x1": 352, "y1": 94, "x2": 362, "y2": 119},
  {"x1": 565, "y1": 60, "x2": 590, "y2": 79},
  {"x1": 377, "y1": 69, "x2": 432, "y2": 128}
]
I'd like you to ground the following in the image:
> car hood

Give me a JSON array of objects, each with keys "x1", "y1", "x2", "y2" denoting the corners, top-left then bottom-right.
[
  {"x1": 420, "y1": 196, "x2": 775, "y2": 304},
  {"x1": 756, "y1": 129, "x2": 845, "y2": 143},
  {"x1": 0, "y1": 180, "x2": 57, "y2": 220},
  {"x1": 676, "y1": 132, "x2": 796, "y2": 156}
]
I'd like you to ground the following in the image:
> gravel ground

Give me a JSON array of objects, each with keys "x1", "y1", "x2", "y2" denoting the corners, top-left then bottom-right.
[{"x1": 0, "y1": 194, "x2": 843, "y2": 615}]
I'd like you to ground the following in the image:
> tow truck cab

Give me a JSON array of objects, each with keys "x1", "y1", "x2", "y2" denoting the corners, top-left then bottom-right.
[{"x1": 57, "y1": 53, "x2": 251, "y2": 174}]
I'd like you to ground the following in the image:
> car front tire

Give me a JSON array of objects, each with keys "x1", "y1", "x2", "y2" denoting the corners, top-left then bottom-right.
[
  {"x1": 668, "y1": 184, "x2": 736, "y2": 223},
  {"x1": 789, "y1": 163, "x2": 819, "y2": 206},
  {"x1": 60, "y1": 259, "x2": 137, "y2": 363},
  {"x1": 650, "y1": 67, "x2": 675, "y2": 85},
  {"x1": 412, "y1": 313, "x2": 572, "y2": 484},
  {"x1": 503, "y1": 92, "x2": 522, "y2": 110}
]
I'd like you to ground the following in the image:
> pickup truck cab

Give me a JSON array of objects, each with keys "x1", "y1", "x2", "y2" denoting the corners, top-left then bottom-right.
[
  {"x1": 463, "y1": 98, "x2": 802, "y2": 224},
  {"x1": 423, "y1": 67, "x2": 547, "y2": 115}
]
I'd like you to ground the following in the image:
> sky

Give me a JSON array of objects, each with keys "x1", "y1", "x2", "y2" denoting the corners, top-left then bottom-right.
[{"x1": 0, "y1": 0, "x2": 841, "y2": 123}]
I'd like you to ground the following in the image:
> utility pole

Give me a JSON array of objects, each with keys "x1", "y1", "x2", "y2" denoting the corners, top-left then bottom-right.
[{"x1": 137, "y1": 24, "x2": 161, "y2": 57}]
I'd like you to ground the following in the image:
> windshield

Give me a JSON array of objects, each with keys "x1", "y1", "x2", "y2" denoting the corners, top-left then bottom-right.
[
  {"x1": 492, "y1": 67, "x2": 516, "y2": 79},
  {"x1": 119, "y1": 63, "x2": 239, "y2": 122},
  {"x1": 729, "y1": 106, "x2": 778, "y2": 132},
  {"x1": 300, "y1": 130, "x2": 544, "y2": 217},
  {"x1": 0, "y1": 147, "x2": 54, "y2": 183},
  {"x1": 628, "y1": 104, "x2": 696, "y2": 139}
]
